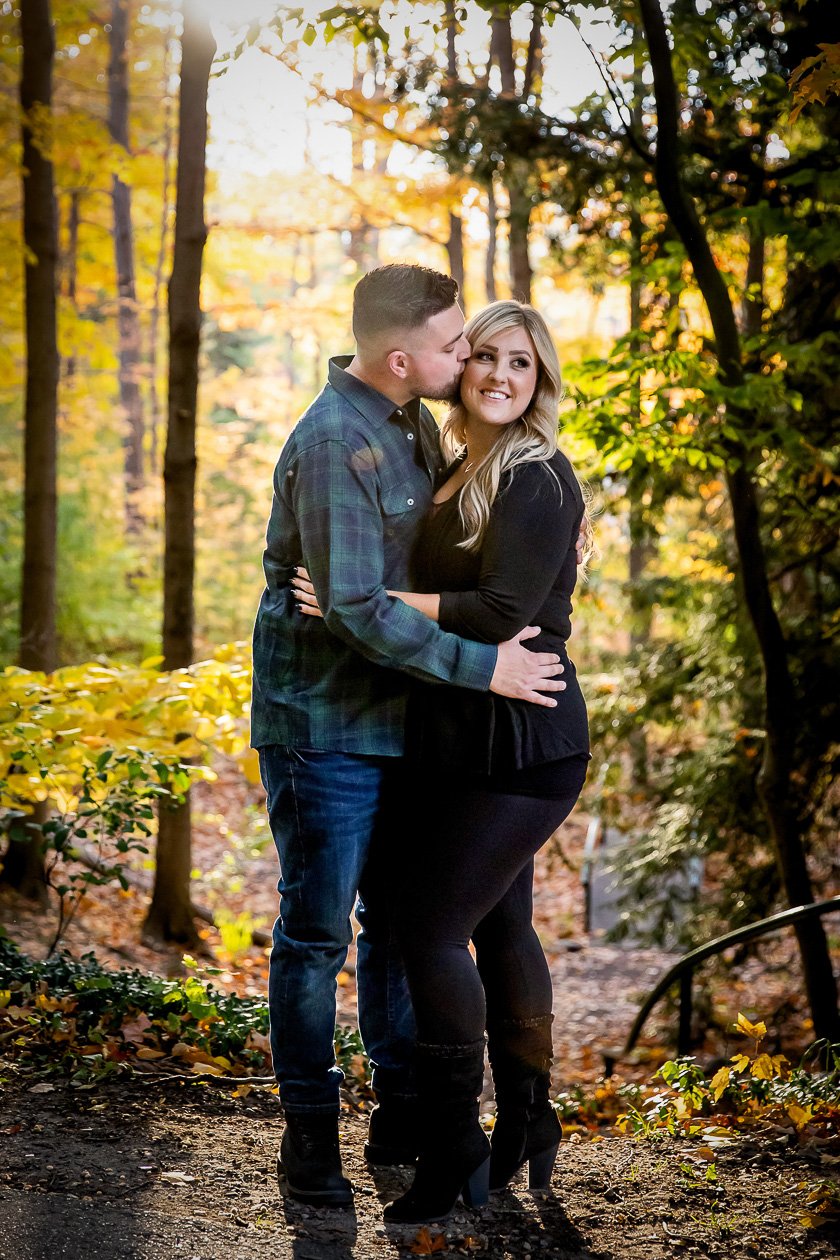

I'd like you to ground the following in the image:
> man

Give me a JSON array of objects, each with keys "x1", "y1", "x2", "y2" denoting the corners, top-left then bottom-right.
[{"x1": 251, "y1": 264, "x2": 565, "y2": 1207}]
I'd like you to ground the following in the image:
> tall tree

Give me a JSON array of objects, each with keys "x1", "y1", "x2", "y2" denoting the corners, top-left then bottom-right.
[
  {"x1": 109, "y1": 0, "x2": 146, "y2": 533},
  {"x1": 3, "y1": 0, "x2": 60, "y2": 902},
  {"x1": 488, "y1": 6, "x2": 543, "y2": 303},
  {"x1": 147, "y1": 24, "x2": 175, "y2": 476},
  {"x1": 143, "y1": 1, "x2": 215, "y2": 946},
  {"x1": 443, "y1": 0, "x2": 466, "y2": 304},
  {"x1": 636, "y1": 0, "x2": 839, "y2": 1042}
]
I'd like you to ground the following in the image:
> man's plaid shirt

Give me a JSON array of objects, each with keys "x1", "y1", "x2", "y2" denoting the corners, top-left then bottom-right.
[{"x1": 250, "y1": 357, "x2": 497, "y2": 756}]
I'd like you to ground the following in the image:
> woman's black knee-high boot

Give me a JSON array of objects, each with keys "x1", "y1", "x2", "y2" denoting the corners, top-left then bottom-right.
[
  {"x1": 383, "y1": 1039, "x2": 491, "y2": 1225},
  {"x1": 487, "y1": 1016, "x2": 561, "y2": 1193}
]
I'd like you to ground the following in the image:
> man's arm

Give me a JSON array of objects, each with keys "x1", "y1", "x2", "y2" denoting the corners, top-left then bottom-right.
[{"x1": 289, "y1": 440, "x2": 565, "y2": 704}]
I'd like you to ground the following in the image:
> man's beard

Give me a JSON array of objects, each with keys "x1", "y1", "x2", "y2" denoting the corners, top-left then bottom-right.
[{"x1": 416, "y1": 373, "x2": 463, "y2": 404}]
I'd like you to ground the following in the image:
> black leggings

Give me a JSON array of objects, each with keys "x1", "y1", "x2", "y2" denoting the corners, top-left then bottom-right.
[{"x1": 390, "y1": 759, "x2": 586, "y2": 1046}]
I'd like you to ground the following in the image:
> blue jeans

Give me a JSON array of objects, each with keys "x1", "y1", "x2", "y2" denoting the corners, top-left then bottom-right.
[{"x1": 258, "y1": 745, "x2": 416, "y2": 1114}]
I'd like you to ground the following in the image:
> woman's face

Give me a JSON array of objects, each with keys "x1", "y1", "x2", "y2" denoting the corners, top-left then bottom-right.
[{"x1": 459, "y1": 325, "x2": 539, "y2": 429}]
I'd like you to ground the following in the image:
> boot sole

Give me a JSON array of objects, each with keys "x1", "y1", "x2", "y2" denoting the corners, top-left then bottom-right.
[{"x1": 277, "y1": 1159, "x2": 353, "y2": 1207}]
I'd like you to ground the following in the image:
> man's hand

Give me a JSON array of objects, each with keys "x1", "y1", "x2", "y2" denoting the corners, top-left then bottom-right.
[{"x1": 490, "y1": 626, "x2": 565, "y2": 708}]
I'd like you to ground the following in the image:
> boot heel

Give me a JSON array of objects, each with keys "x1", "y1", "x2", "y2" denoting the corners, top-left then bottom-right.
[
  {"x1": 462, "y1": 1155, "x2": 491, "y2": 1208},
  {"x1": 527, "y1": 1143, "x2": 559, "y2": 1192}
]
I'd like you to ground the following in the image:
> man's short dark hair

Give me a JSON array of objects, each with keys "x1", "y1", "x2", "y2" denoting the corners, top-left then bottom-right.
[{"x1": 352, "y1": 264, "x2": 459, "y2": 345}]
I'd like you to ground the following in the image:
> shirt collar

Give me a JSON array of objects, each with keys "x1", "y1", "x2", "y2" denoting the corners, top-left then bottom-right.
[{"x1": 329, "y1": 355, "x2": 421, "y2": 427}]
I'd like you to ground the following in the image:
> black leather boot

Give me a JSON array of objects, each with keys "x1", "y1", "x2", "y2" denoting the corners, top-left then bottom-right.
[
  {"x1": 487, "y1": 1016, "x2": 561, "y2": 1193},
  {"x1": 383, "y1": 1039, "x2": 491, "y2": 1225},
  {"x1": 364, "y1": 1094, "x2": 419, "y2": 1166},
  {"x1": 277, "y1": 1112, "x2": 353, "y2": 1207}
]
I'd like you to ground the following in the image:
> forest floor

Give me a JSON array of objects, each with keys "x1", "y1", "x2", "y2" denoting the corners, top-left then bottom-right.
[
  {"x1": 2, "y1": 1071, "x2": 839, "y2": 1260},
  {"x1": 3, "y1": 764, "x2": 839, "y2": 1258},
  {"x1": 0, "y1": 761, "x2": 826, "y2": 1090}
]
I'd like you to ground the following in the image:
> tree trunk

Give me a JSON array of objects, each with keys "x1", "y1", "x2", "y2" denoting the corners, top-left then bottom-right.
[
  {"x1": 19, "y1": 0, "x2": 58, "y2": 675},
  {"x1": 109, "y1": 0, "x2": 145, "y2": 533},
  {"x1": 490, "y1": 12, "x2": 534, "y2": 303},
  {"x1": 5, "y1": 0, "x2": 58, "y2": 902},
  {"x1": 627, "y1": 210, "x2": 653, "y2": 783},
  {"x1": 507, "y1": 174, "x2": 532, "y2": 303},
  {"x1": 148, "y1": 27, "x2": 174, "y2": 477},
  {"x1": 143, "y1": 2, "x2": 215, "y2": 948},
  {"x1": 446, "y1": 210, "x2": 466, "y2": 310},
  {"x1": 637, "y1": 0, "x2": 839, "y2": 1042},
  {"x1": 62, "y1": 189, "x2": 80, "y2": 382},
  {"x1": 486, "y1": 180, "x2": 498, "y2": 303}
]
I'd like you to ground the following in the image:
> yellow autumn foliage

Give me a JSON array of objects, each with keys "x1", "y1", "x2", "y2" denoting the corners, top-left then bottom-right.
[{"x1": 0, "y1": 642, "x2": 258, "y2": 816}]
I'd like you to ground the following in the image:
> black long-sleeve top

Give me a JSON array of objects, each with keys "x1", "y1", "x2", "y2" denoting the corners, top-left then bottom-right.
[{"x1": 408, "y1": 448, "x2": 590, "y2": 776}]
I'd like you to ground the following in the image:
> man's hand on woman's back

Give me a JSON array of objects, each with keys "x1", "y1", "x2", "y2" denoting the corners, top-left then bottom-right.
[{"x1": 490, "y1": 626, "x2": 565, "y2": 707}]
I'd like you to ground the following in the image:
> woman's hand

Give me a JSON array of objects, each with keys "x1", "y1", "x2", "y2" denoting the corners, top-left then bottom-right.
[
  {"x1": 292, "y1": 567, "x2": 323, "y2": 617},
  {"x1": 292, "y1": 568, "x2": 440, "y2": 623}
]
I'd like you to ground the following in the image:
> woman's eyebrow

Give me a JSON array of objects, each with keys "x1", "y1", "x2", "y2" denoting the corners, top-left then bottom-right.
[{"x1": 475, "y1": 342, "x2": 532, "y2": 357}]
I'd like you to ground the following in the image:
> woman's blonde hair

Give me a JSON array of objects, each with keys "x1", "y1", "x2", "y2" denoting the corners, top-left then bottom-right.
[{"x1": 442, "y1": 300, "x2": 564, "y2": 552}]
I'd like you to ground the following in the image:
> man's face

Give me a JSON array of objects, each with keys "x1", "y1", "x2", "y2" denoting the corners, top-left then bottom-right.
[{"x1": 401, "y1": 304, "x2": 471, "y2": 402}]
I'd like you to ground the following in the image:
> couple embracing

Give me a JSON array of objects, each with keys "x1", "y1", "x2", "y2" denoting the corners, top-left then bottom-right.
[{"x1": 250, "y1": 263, "x2": 591, "y2": 1225}]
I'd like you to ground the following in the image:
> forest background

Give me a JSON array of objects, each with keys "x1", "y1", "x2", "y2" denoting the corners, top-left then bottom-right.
[{"x1": 1, "y1": 0, "x2": 840, "y2": 1061}]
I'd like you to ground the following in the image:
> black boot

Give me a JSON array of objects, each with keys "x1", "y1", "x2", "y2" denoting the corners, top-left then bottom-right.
[
  {"x1": 364, "y1": 1093, "x2": 419, "y2": 1166},
  {"x1": 488, "y1": 1016, "x2": 561, "y2": 1193},
  {"x1": 383, "y1": 1039, "x2": 491, "y2": 1225},
  {"x1": 277, "y1": 1112, "x2": 353, "y2": 1207}
]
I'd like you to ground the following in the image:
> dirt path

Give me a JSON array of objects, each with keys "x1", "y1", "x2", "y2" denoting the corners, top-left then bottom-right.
[{"x1": 1, "y1": 1076, "x2": 838, "y2": 1260}]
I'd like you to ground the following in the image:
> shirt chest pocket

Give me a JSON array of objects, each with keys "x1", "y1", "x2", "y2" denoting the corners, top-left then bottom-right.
[{"x1": 379, "y1": 480, "x2": 426, "y2": 520}]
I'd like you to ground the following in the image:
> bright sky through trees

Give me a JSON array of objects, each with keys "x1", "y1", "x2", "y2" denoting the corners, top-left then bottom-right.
[{"x1": 204, "y1": 2, "x2": 615, "y2": 182}]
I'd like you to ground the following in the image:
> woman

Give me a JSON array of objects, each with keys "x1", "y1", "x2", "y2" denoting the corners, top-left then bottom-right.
[{"x1": 295, "y1": 300, "x2": 590, "y2": 1224}]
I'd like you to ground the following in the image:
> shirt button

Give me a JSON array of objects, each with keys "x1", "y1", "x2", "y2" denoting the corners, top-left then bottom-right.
[
  {"x1": 395, "y1": 409, "x2": 403, "y2": 417},
  {"x1": 407, "y1": 432, "x2": 414, "y2": 440},
  {"x1": 407, "y1": 498, "x2": 415, "y2": 507}
]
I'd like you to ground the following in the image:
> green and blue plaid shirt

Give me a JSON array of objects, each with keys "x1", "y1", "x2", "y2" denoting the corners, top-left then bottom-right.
[{"x1": 250, "y1": 357, "x2": 498, "y2": 755}]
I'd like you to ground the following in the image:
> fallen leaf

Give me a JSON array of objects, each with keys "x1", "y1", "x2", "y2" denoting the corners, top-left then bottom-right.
[
  {"x1": 135, "y1": 1047, "x2": 166, "y2": 1061},
  {"x1": 120, "y1": 1012, "x2": 153, "y2": 1042},
  {"x1": 411, "y1": 1226, "x2": 448, "y2": 1253},
  {"x1": 27, "y1": 1083, "x2": 56, "y2": 1094},
  {"x1": 160, "y1": 1172, "x2": 196, "y2": 1185}
]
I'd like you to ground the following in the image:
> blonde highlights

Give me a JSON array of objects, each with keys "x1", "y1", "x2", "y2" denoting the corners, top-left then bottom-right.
[{"x1": 441, "y1": 301, "x2": 564, "y2": 552}]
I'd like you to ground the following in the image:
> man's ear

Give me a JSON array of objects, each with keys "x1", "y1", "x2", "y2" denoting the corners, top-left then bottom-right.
[{"x1": 387, "y1": 349, "x2": 410, "y2": 380}]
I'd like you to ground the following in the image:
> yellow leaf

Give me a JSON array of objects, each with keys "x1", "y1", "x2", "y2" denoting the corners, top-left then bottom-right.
[
  {"x1": 191, "y1": 1062, "x2": 224, "y2": 1075},
  {"x1": 0, "y1": 991, "x2": 11, "y2": 1009},
  {"x1": 787, "y1": 1104, "x2": 813, "y2": 1130},
  {"x1": 135, "y1": 1047, "x2": 166, "y2": 1060},
  {"x1": 750, "y1": 1054, "x2": 775, "y2": 1080},
  {"x1": 710, "y1": 1066, "x2": 731, "y2": 1102},
  {"x1": 240, "y1": 747, "x2": 262, "y2": 785},
  {"x1": 730, "y1": 1054, "x2": 751, "y2": 1073},
  {"x1": 694, "y1": 1146, "x2": 716, "y2": 1160},
  {"x1": 736, "y1": 1013, "x2": 767, "y2": 1040},
  {"x1": 232, "y1": 1083, "x2": 253, "y2": 1098},
  {"x1": 141, "y1": 655, "x2": 165, "y2": 669}
]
